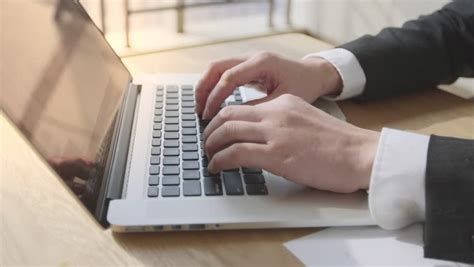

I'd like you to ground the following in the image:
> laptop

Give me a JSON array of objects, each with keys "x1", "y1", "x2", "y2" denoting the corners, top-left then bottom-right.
[{"x1": 0, "y1": 0, "x2": 373, "y2": 232}]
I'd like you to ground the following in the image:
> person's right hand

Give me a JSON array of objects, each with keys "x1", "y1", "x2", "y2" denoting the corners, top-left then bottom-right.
[{"x1": 195, "y1": 51, "x2": 343, "y2": 119}]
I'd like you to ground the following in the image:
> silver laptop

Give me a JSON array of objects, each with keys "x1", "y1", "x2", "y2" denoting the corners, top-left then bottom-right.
[{"x1": 0, "y1": 0, "x2": 373, "y2": 232}]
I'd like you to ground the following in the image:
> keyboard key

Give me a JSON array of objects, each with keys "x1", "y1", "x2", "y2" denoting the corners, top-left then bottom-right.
[
  {"x1": 164, "y1": 140, "x2": 179, "y2": 148},
  {"x1": 182, "y1": 144, "x2": 198, "y2": 152},
  {"x1": 162, "y1": 186, "x2": 180, "y2": 197},
  {"x1": 181, "y1": 114, "x2": 196, "y2": 121},
  {"x1": 204, "y1": 178, "x2": 223, "y2": 196},
  {"x1": 151, "y1": 147, "x2": 161, "y2": 155},
  {"x1": 181, "y1": 84, "x2": 193, "y2": 90},
  {"x1": 242, "y1": 167, "x2": 263, "y2": 174},
  {"x1": 181, "y1": 95, "x2": 194, "y2": 102},
  {"x1": 163, "y1": 166, "x2": 180, "y2": 175},
  {"x1": 223, "y1": 172, "x2": 244, "y2": 195},
  {"x1": 182, "y1": 128, "x2": 197, "y2": 135},
  {"x1": 156, "y1": 96, "x2": 163, "y2": 103},
  {"x1": 235, "y1": 95, "x2": 242, "y2": 102},
  {"x1": 154, "y1": 115, "x2": 162, "y2": 123},
  {"x1": 162, "y1": 175, "x2": 180, "y2": 185},
  {"x1": 166, "y1": 98, "x2": 179, "y2": 104},
  {"x1": 224, "y1": 168, "x2": 240, "y2": 172},
  {"x1": 164, "y1": 132, "x2": 179, "y2": 139},
  {"x1": 166, "y1": 93, "x2": 179, "y2": 99},
  {"x1": 243, "y1": 174, "x2": 265, "y2": 184},
  {"x1": 157, "y1": 90, "x2": 164, "y2": 96},
  {"x1": 182, "y1": 121, "x2": 196, "y2": 128},
  {"x1": 149, "y1": 175, "x2": 159, "y2": 186},
  {"x1": 148, "y1": 187, "x2": 159, "y2": 197},
  {"x1": 154, "y1": 109, "x2": 163, "y2": 116},
  {"x1": 152, "y1": 130, "x2": 161, "y2": 138},
  {"x1": 150, "y1": 165, "x2": 160, "y2": 175},
  {"x1": 182, "y1": 152, "x2": 199, "y2": 160},
  {"x1": 165, "y1": 104, "x2": 179, "y2": 111},
  {"x1": 183, "y1": 170, "x2": 200, "y2": 180},
  {"x1": 227, "y1": 101, "x2": 240, "y2": 106},
  {"x1": 153, "y1": 123, "x2": 162, "y2": 130},
  {"x1": 202, "y1": 157, "x2": 209, "y2": 167},
  {"x1": 156, "y1": 84, "x2": 165, "y2": 94},
  {"x1": 182, "y1": 90, "x2": 194, "y2": 96},
  {"x1": 166, "y1": 85, "x2": 179, "y2": 93},
  {"x1": 164, "y1": 125, "x2": 179, "y2": 132},
  {"x1": 181, "y1": 108, "x2": 195, "y2": 114},
  {"x1": 182, "y1": 161, "x2": 199, "y2": 170},
  {"x1": 182, "y1": 135, "x2": 197, "y2": 143},
  {"x1": 163, "y1": 156, "x2": 180, "y2": 165},
  {"x1": 150, "y1": 156, "x2": 160, "y2": 165},
  {"x1": 203, "y1": 167, "x2": 219, "y2": 177},
  {"x1": 233, "y1": 89, "x2": 240, "y2": 95},
  {"x1": 181, "y1": 102, "x2": 194, "y2": 108},
  {"x1": 165, "y1": 111, "x2": 179, "y2": 117},
  {"x1": 163, "y1": 148, "x2": 179, "y2": 156},
  {"x1": 156, "y1": 102, "x2": 163, "y2": 109},
  {"x1": 165, "y1": 117, "x2": 179, "y2": 124},
  {"x1": 152, "y1": 138, "x2": 161, "y2": 147},
  {"x1": 246, "y1": 184, "x2": 268, "y2": 195},
  {"x1": 183, "y1": 181, "x2": 201, "y2": 196}
]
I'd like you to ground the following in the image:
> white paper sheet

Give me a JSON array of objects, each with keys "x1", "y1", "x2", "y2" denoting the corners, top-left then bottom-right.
[{"x1": 284, "y1": 224, "x2": 466, "y2": 266}]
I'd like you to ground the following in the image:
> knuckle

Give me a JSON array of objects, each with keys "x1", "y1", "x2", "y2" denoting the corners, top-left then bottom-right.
[
  {"x1": 255, "y1": 51, "x2": 276, "y2": 62},
  {"x1": 278, "y1": 94, "x2": 302, "y2": 107},
  {"x1": 218, "y1": 106, "x2": 236, "y2": 121},
  {"x1": 279, "y1": 93, "x2": 295, "y2": 101},
  {"x1": 208, "y1": 60, "x2": 221, "y2": 70},
  {"x1": 221, "y1": 69, "x2": 237, "y2": 84},
  {"x1": 222, "y1": 121, "x2": 237, "y2": 137}
]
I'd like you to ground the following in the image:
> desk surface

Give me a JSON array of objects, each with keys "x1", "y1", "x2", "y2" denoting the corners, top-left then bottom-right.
[{"x1": 1, "y1": 33, "x2": 473, "y2": 266}]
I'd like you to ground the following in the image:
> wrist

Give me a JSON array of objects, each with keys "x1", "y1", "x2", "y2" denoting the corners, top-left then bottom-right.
[
  {"x1": 302, "y1": 57, "x2": 343, "y2": 97},
  {"x1": 350, "y1": 129, "x2": 380, "y2": 190}
]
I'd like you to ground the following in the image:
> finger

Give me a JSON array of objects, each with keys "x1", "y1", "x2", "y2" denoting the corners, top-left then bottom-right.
[
  {"x1": 195, "y1": 57, "x2": 246, "y2": 115},
  {"x1": 203, "y1": 105, "x2": 261, "y2": 143},
  {"x1": 202, "y1": 55, "x2": 271, "y2": 119},
  {"x1": 208, "y1": 143, "x2": 271, "y2": 173},
  {"x1": 205, "y1": 121, "x2": 266, "y2": 158}
]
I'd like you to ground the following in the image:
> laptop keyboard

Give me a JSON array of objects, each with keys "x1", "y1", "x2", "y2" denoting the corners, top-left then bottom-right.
[{"x1": 147, "y1": 84, "x2": 268, "y2": 198}]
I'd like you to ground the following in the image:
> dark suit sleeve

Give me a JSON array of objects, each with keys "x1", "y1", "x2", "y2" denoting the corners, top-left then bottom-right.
[
  {"x1": 424, "y1": 136, "x2": 474, "y2": 263},
  {"x1": 339, "y1": 0, "x2": 474, "y2": 100}
]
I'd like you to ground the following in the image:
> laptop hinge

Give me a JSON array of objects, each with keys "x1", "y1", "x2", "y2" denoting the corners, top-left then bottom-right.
[{"x1": 95, "y1": 83, "x2": 139, "y2": 225}]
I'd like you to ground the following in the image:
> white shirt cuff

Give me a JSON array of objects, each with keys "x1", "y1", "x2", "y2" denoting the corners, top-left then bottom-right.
[
  {"x1": 303, "y1": 48, "x2": 366, "y2": 100},
  {"x1": 368, "y1": 128, "x2": 430, "y2": 230}
]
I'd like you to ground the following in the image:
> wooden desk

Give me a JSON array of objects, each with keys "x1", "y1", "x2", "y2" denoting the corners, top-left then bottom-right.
[{"x1": 1, "y1": 33, "x2": 473, "y2": 266}]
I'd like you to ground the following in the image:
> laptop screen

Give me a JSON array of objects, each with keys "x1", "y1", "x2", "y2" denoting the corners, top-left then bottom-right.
[{"x1": 0, "y1": 0, "x2": 132, "y2": 212}]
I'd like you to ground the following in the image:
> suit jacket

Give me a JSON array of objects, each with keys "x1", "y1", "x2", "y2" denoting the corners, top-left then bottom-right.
[{"x1": 339, "y1": 0, "x2": 474, "y2": 263}]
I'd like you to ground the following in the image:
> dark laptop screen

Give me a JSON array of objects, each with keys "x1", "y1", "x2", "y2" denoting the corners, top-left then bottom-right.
[{"x1": 0, "y1": 0, "x2": 132, "y2": 212}]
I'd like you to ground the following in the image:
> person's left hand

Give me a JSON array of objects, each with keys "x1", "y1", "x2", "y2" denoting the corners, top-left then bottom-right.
[{"x1": 204, "y1": 94, "x2": 380, "y2": 193}]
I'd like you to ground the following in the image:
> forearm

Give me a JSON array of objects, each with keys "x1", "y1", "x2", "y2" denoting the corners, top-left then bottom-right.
[{"x1": 340, "y1": 0, "x2": 474, "y2": 100}]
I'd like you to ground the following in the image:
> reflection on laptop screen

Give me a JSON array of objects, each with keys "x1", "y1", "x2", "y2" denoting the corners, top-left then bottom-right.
[{"x1": 0, "y1": 0, "x2": 131, "y2": 212}]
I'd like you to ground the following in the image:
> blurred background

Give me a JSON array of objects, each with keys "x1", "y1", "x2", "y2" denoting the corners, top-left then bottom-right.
[
  {"x1": 80, "y1": 0, "x2": 472, "y2": 98},
  {"x1": 80, "y1": 0, "x2": 449, "y2": 54}
]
